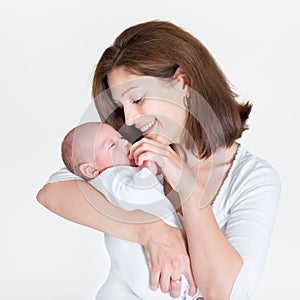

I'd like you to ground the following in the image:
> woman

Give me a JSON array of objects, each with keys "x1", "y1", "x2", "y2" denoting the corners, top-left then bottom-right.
[{"x1": 37, "y1": 20, "x2": 280, "y2": 299}]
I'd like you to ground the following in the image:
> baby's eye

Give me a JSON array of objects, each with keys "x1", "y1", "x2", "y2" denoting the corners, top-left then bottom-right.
[{"x1": 109, "y1": 143, "x2": 115, "y2": 148}]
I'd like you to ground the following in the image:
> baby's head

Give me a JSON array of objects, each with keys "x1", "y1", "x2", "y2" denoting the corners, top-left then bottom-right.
[{"x1": 61, "y1": 122, "x2": 135, "y2": 180}]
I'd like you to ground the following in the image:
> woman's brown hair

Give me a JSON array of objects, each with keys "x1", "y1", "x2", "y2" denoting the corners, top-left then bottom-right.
[{"x1": 92, "y1": 20, "x2": 252, "y2": 158}]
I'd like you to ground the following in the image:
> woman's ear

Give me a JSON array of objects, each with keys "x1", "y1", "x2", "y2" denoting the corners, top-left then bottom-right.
[
  {"x1": 173, "y1": 67, "x2": 190, "y2": 88},
  {"x1": 79, "y1": 163, "x2": 100, "y2": 179}
]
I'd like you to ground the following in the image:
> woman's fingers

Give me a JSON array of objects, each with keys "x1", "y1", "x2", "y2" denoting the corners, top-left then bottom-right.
[
  {"x1": 183, "y1": 269, "x2": 197, "y2": 296},
  {"x1": 149, "y1": 268, "x2": 160, "y2": 291},
  {"x1": 135, "y1": 151, "x2": 164, "y2": 168},
  {"x1": 169, "y1": 260, "x2": 183, "y2": 298},
  {"x1": 144, "y1": 229, "x2": 197, "y2": 298},
  {"x1": 130, "y1": 138, "x2": 170, "y2": 164},
  {"x1": 129, "y1": 138, "x2": 180, "y2": 173},
  {"x1": 159, "y1": 269, "x2": 172, "y2": 293},
  {"x1": 144, "y1": 246, "x2": 160, "y2": 291},
  {"x1": 170, "y1": 275, "x2": 183, "y2": 298},
  {"x1": 130, "y1": 137, "x2": 166, "y2": 155}
]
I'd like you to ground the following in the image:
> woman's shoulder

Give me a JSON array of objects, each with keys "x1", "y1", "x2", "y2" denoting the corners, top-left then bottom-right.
[
  {"x1": 223, "y1": 144, "x2": 281, "y2": 209},
  {"x1": 214, "y1": 144, "x2": 281, "y2": 223},
  {"x1": 231, "y1": 144, "x2": 280, "y2": 185}
]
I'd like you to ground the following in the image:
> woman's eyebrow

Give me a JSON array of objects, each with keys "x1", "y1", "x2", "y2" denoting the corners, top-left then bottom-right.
[{"x1": 121, "y1": 86, "x2": 138, "y2": 97}]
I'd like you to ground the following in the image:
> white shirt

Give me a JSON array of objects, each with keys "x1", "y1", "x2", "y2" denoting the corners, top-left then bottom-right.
[{"x1": 48, "y1": 145, "x2": 280, "y2": 299}]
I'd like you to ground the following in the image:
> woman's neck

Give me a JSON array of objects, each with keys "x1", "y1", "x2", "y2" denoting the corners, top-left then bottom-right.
[
  {"x1": 173, "y1": 142, "x2": 239, "y2": 171},
  {"x1": 172, "y1": 142, "x2": 239, "y2": 207}
]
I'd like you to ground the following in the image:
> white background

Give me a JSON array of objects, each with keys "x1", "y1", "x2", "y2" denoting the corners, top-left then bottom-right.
[{"x1": 1, "y1": 0, "x2": 299, "y2": 299}]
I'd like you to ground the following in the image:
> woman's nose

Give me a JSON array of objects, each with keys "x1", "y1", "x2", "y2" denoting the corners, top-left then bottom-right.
[{"x1": 123, "y1": 103, "x2": 141, "y2": 126}]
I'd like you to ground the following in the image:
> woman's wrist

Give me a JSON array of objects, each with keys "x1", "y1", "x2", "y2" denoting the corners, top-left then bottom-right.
[
  {"x1": 137, "y1": 219, "x2": 165, "y2": 246},
  {"x1": 138, "y1": 218, "x2": 187, "y2": 252}
]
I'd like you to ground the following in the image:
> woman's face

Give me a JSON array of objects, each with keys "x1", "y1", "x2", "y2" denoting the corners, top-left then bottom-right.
[{"x1": 107, "y1": 66, "x2": 188, "y2": 145}]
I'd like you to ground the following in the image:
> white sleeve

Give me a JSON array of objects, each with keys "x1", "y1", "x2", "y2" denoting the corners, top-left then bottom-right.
[
  {"x1": 226, "y1": 163, "x2": 281, "y2": 300},
  {"x1": 47, "y1": 167, "x2": 83, "y2": 183}
]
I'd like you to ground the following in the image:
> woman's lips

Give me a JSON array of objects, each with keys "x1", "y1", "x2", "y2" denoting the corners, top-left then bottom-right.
[{"x1": 139, "y1": 119, "x2": 157, "y2": 135}]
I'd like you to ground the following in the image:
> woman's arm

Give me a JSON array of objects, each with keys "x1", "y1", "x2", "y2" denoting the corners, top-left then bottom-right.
[
  {"x1": 36, "y1": 178, "x2": 197, "y2": 297},
  {"x1": 132, "y1": 138, "x2": 241, "y2": 299},
  {"x1": 182, "y1": 196, "x2": 243, "y2": 300},
  {"x1": 37, "y1": 179, "x2": 155, "y2": 241},
  {"x1": 182, "y1": 166, "x2": 280, "y2": 300},
  {"x1": 130, "y1": 138, "x2": 280, "y2": 300}
]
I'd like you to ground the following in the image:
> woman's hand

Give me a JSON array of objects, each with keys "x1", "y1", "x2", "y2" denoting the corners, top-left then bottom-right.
[
  {"x1": 129, "y1": 138, "x2": 193, "y2": 193},
  {"x1": 130, "y1": 138, "x2": 198, "y2": 297},
  {"x1": 139, "y1": 220, "x2": 197, "y2": 298},
  {"x1": 130, "y1": 137, "x2": 198, "y2": 202}
]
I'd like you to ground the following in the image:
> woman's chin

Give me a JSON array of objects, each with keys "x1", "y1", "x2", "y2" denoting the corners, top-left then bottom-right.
[{"x1": 143, "y1": 131, "x2": 171, "y2": 144}]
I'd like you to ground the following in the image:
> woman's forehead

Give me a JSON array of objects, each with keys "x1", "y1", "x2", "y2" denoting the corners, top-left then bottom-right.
[
  {"x1": 108, "y1": 73, "x2": 170, "y2": 102},
  {"x1": 107, "y1": 67, "x2": 139, "y2": 88}
]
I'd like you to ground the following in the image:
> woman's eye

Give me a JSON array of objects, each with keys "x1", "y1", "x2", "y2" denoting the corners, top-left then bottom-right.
[
  {"x1": 132, "y1": 97, "x2": 143, "y2": 104},
  {"x1": 109, "y1": 143, "x2": 115, "y2": 148}
]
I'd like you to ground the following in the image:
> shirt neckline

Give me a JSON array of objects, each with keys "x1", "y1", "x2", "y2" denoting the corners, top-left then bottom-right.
[{"x1": 210, "y1": 143, "x2": 241, "y2": 207}]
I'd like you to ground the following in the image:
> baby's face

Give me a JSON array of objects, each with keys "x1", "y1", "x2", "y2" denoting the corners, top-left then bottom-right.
[{"x1": 93, "y1": 123, "x2": 135, "y2": 172}]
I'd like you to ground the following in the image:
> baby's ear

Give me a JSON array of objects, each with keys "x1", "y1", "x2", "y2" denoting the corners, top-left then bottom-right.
[{"x1": 79, "y1": 163, "x2": 99, "y2": 179}]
